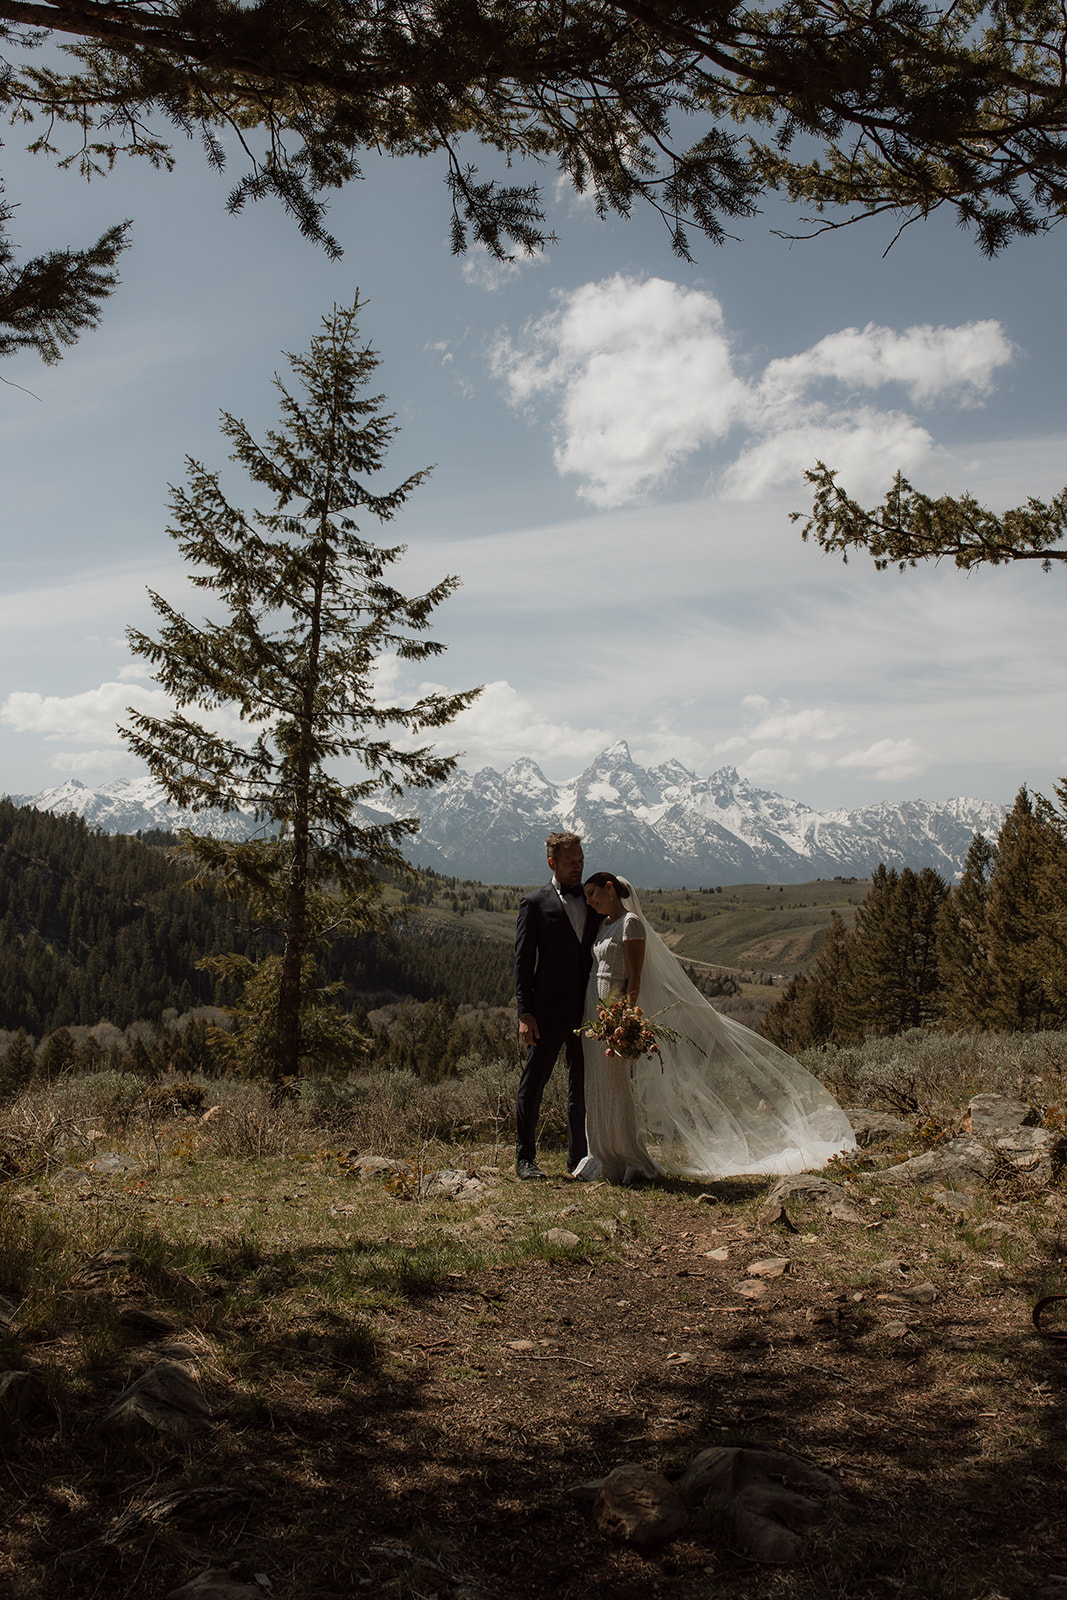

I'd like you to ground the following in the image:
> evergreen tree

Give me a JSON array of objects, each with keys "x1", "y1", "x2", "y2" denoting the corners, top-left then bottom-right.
[
  {"x1": 980, "y1": 788, "x2": 1065, "y2": 1030},
  {"x1": 0, "y1": 1028, "x2": 36, "y2": 1101},
  {"x1": 841, "y1": 865, "x2": 948, "y2": 1037},
  {"x1": 0, "y1": 179, "x2": 130, "y2": 363},
  {"x1": 121, "y1": 299, "x2": 479, "y2": 1087},
  {"x1": 8, "y1": 3, "x2": 1067, "y2": 349},
  {"x1": 796, "y1": 468, "x2": 1067, "y2": 577},
  {"x1": 938, "y1": 833, "x2": 998, "y2": 1030},
  {"x1": 37, "y1": 1026, "x2": 76, "y2": 1083}
]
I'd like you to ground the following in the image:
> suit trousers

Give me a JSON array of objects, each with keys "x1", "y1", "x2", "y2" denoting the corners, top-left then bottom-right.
[{"x1": 515, "y1": 1020, "x2": 587, "y2": 1167}]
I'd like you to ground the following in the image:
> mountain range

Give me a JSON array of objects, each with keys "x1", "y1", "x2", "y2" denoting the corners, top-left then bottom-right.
[{"x1": 9, "y1": 743, "x2": 1007, "y2": 886}]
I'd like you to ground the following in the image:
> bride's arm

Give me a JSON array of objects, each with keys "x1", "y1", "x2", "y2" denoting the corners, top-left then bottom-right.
[{"x1": 623, "y1": 935, "x2": 645, "y2": 1002}]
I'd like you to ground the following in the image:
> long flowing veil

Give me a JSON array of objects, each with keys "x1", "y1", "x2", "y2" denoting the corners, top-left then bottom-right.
[{"x1": 625, "y1": 888, "x2": 856, "y2": 1177}]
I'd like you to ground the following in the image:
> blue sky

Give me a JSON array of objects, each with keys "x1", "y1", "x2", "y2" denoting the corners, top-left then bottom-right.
[{"x1": 3, "y1": 127, "x2": 1066, "y2": 814}]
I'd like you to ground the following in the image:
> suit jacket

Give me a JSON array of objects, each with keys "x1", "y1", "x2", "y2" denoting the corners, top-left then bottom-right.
[{"x1": 515, "y1": 881, "x2": 600, "y2": 1031}]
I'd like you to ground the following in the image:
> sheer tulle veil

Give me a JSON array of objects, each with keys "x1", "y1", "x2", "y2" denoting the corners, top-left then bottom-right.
[{"x1": 621, "y1": 884, "x2": 856, "y2": 1177}]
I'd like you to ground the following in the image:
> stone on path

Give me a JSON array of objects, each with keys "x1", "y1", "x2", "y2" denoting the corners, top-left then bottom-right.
[
  {"x1": 577, "y1": 1464, "x2": 689, "y2": 1547},
  {"x1": 166, "y1": 1570, "x2": 264, "y2": 1599},
  {"x1": 99, "y1": 1361, "x2": 210, "y2": 1439},
  {"x1": 677, "y1": 1446, "x2": 836, "y2": 1563},
  {"x1": 0, "y1": 1369, "x2": 50, "y2": 1429}
]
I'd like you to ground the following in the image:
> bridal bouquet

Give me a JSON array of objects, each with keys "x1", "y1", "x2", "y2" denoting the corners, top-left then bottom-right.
[{"x1": 578, "y1": 996, "x2": 679, "y2": 1062}]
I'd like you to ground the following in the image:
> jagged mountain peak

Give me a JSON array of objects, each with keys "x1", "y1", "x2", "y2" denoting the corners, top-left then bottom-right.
[{"x1": 9, "y1": 748, "x2": 1008, "y2": 887}]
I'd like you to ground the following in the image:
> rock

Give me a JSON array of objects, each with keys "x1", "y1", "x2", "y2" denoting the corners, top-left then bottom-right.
[
  {"x1": 878, "y1": 1281, "x2": 937, "y2": 1305},
  {"x1": 166, "y1": 1570, "x2": 263, "y2": 1599},
  {"x1": 545, "y1": 1228, "x2": 581, "y2": 1248},
  {"x1": 747, "y1": 1258, "x2": 790, "y2": 1279},
  {"x1": 677, "y1": 1446, "x2": 836, "y2": 1563},
  {"x1": 118, "y1": 1307, "x2": 182, "y2": 1338},
  {"x1": 87, "y1": 1151, "x2": 140, "y2": 1174},
  {"x1": 882, "y1": 1321, "x2": 911, "y2": 1339},
  {"x1": 993, "y1": 1126, "x2": 1066, "y2": 1185},
  {"x1": 736, "y1": 1280, "x2": 768, "y2": 1300},
  {"x1": 932, "y1": 1190, "x2": 975, "y2": 1214},
  {"x1": 351, "y1": 1155, "x2": 400, "y2": 1178},
  {"x1": 51, "y1": 1167, "x2": 92, "y2": 1190},
  {"x1": 759, "y1": 1204, "x2": 800, "y2": 1231},
  {"x1": 846, "y1": 1109, "x2": 911, "y2": 1145},
  {"x1": 592, "y1": 1464, "x2": 689, "y2": 1546},
  {"x1": 99, "y1": 1361, "x2": 210, "y2": 1439},
  {"x1": 964, "y1": 1094, "x2": 1039, "y2": 1136},
  {"x1": 870, "y1": 1135, "x2": 994, "y2": 1187},
  {"x1": 0, "y1": 1369, "x2": 50, "y2": 1428},
  {"x1": 766, "y1": 1174, "x2": 849, "y2": 1207},
  {"x1": 828, "y1": 1199, "x2": 867, "y2": 1223},
  {"x1": 420, "y1": 1168, "x2": 487, "y2": 1201}
]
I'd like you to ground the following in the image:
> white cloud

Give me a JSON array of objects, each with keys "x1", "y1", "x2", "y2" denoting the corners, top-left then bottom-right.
[
  {"x1": 748, "y1": 706, "x2": 848, "y2": 743},
  {"x1": 420, "y1": 679, "x2": 612, "y2": 774},
  {"x1": 1, "y1": 680, "x2": 266, "y2": 751},
  {"x1": 47, "y1": 747, "x2": 142, "y2": 776},
  {"x1": 720, "y1": 412, "x2": 938, "y2": 501},
  {"x1": 491, "y1": 276, "x2": 1014, "y2": 507},
  {"x1": 491, "y1": 275, "x2": 746, "y2": 506},
  {"x1": 756, "y1": 321, "x2": 1012, "y2": 410},
  {"x1": 462, "y1": 249, "x2": 548, "y2": 292},
  {"x1": 1, "y1": 682, "x2": 172, "y2": 744},
  {"x1": 836, "y1": 738, "x2": 928, "y2": 782}
]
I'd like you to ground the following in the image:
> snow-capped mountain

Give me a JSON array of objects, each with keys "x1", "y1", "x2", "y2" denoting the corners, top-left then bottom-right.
[
  {"x1": 9, "y1": 744, "x2": 1008, "y2": 885},
  {"x1": 7, "y1": 776, "x2": 265, "y2": 844}
]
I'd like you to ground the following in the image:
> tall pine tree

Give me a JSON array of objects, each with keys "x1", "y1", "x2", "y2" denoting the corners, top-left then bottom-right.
[
  {"x1": 938, "y1": 832, "x2": 998, "y2": 1029},
  {"x1": 121, "y1": 298, "x2": 480, "y2": 1087},
  {"x1": 841, "y1": 865, "x2": 948, "y2": 1037}
]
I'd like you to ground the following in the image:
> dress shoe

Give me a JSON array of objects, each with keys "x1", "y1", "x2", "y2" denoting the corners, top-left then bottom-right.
[{"x1": 515, "y1": 1157, "x2": 547, "y2": 1181}]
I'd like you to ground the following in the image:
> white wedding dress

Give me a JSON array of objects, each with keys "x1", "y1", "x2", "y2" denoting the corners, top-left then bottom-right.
[
  {"x1": 572, "y1": 912, "x2": 661, "y2": 1185},
  {"x1": 575, "y1": 895, "x2": 856, "y2": 1181}
]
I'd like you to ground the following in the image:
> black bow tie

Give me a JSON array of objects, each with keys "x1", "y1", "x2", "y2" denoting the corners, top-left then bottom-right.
[{"x1": 561, "y1": 885, "x2": 585, "y2": 899}]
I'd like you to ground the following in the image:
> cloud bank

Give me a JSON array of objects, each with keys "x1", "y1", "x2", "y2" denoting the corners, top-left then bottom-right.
[{"x1": 490, "y1": 275, "x2": 1013, "y2": 507}]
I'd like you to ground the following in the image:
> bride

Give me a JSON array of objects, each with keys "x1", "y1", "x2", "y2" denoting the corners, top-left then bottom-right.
[{"x1": 571, "y1": 872, "x2": 856, "y2": 1183}]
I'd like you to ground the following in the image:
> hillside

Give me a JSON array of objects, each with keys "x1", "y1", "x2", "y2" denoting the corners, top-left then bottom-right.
[{"x1": 0, "y1": 803, "x2": 513, "y2": 1036}]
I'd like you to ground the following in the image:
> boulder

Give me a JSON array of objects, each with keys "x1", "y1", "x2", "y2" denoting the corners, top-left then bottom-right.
[
  {"x1": 846, "y1": 1109, "x2": 911, "y2": 1145},
  {"x1": 0, "y1": 1369, "x2": 50, "y2": 1429},
  {"x1": 870, "y1": 1135, "x2": 994, "y2": 1187},
  {"x1": 964, "y1": 1094, "x2": 1038, "y2": 1136},
  {"x1": 677, "y1": 1446, "x2": 836, "y2": 1563},
  {"x1": 591, "y1": 1464, "x2": 689, "y2": 1547},
  {"x1": 99, "y1": 1361, "x2": 210, "y2": 1439}
]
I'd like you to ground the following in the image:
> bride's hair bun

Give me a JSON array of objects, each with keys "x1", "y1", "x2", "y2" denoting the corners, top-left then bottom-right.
[{"x1": 583, "y1": 870, "x2": 632, "y2": 899}]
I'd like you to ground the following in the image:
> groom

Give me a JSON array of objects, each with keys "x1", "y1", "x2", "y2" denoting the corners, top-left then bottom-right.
[{"x1": 514, "y1": 831, "x2": 601, "y2": 1180}]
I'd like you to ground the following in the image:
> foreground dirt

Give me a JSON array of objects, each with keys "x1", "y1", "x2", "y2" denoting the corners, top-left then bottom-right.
[{"x1": 5, "y1": 1170, "x2": 1067, "y2": 1600}]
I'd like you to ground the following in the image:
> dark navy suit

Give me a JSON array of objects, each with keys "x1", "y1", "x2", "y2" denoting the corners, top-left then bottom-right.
[{"x1": 514, "y1": 881, "x2": 601, "y2": 1165}]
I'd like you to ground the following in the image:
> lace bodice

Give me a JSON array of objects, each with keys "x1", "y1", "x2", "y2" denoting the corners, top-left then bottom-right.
[{"x1": 592, "y1": 911, "x2": 645, "y2": 993}]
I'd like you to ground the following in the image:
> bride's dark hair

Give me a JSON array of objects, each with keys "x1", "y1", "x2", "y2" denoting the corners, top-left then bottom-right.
[{"x1": 584, "y1": 871, "x2": 632, "y2": 899}]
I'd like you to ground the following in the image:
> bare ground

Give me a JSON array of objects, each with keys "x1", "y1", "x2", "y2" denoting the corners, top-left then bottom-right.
[{"x1": 4, "y1": 1161, "x2": 1067, "y2": 1600}]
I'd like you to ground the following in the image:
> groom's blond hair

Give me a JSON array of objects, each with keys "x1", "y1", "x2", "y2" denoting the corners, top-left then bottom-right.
[{"x1": 546, "y1": 830, "x2": 581, "y2": 862}]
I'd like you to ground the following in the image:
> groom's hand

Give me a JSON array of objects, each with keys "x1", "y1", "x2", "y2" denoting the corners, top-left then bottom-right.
[{"x1": 518, "y1": 1012, "x2": 539, "y2": 1046}]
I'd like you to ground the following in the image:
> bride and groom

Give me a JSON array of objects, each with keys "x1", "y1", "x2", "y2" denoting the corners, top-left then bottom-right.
[{"x1": 514, "y1": 831, "x2": 856, "y2": 1184}]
